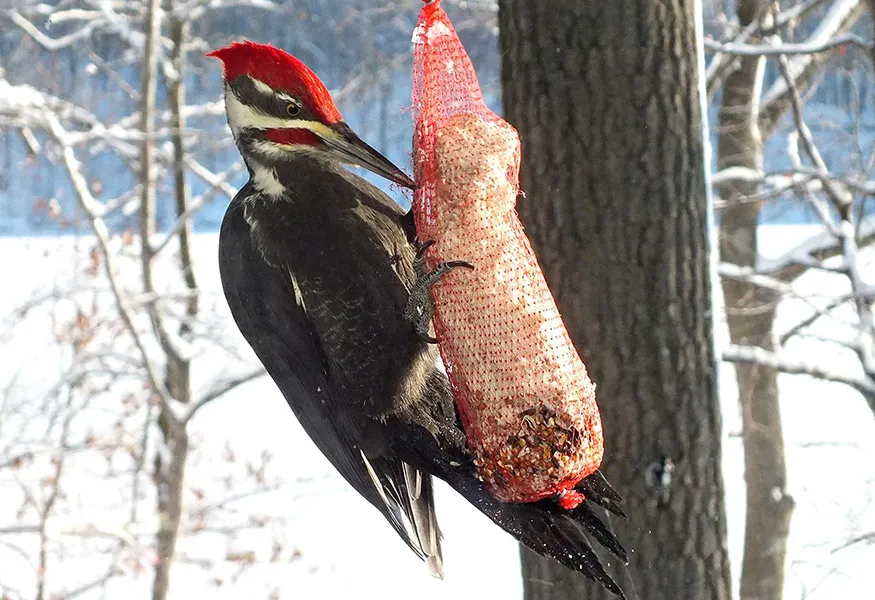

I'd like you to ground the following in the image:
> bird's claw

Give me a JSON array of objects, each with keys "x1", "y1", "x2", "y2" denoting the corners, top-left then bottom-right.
[
  {"x1": 404, "y1": 240, "x2": 474, "y2": 344},
  {"x1": 415, "y1": 239, "x2": 436, "y2": 262}
]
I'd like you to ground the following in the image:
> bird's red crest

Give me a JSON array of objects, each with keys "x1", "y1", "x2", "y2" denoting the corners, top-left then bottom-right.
[{"x1": 208, "y1": 41, "x2": 342, "y2": 124}]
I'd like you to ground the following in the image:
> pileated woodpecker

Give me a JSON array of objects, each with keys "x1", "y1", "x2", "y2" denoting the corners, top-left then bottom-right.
[{"x1": 210, "y1": 41, "x2": 626, "y2": 596}]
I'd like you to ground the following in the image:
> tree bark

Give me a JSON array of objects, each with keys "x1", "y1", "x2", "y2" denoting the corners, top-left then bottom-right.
[
  {"x1": 152, "y1": 414, "x2": 189, "y2": 600},
  {"x1": 498, "y1": 2, "x2": 732, "y2": 599},
  {"x1": 167, "y1": 12, "x2": 197, "y2": 401},
  {"x1": 716, "y1": 3, "x2": 794, "y2": 600}
]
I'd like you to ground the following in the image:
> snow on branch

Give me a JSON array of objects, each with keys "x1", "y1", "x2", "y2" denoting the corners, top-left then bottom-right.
[
  {"x1": 178, "y1": 0, "x2": 284, "y2": 22},
  {"x1": 705, "y1": 0, "x2": 837, "y2": 95},
  {"x1": 838, "y1": 219, "x2": 875, "y2": 378},
  {"x1": 712, "y1": 0, "x2": 875, "y2": 407},
  {"x1": 0, "y1": 79, "x2": 102, "y2": 131},
  {"x1": 719, "y1": 262, "x2": 795, "y2": 294},
  {"x1": 759, "y1": 0, "x2": 866, "y2": 135},
  {"x1": 712, "y1": 166, "x2": 875, "y2": 197},
  {"x1": 757, "y1": 201, "x2": 875, "y2": 276},
  {"x1": 722, "y1": 344, "x2": 875, "y2": 407},
  {"x1": 705, "y1": 32, "x2": 872, "y2": 56},
  {"x1": 7, "y1": 10, "x2": 108, "y2": 51},
  {"x1": 0, "y1": 4, "x2": 304, "y2": 597},
  {"x1": 775, "y1": 53, "x2": 852, "y2": 212}
]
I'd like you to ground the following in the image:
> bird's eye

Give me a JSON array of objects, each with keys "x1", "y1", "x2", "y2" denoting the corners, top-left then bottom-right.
[{"x1": 286, "y1": 103, "x2": 301, "y2": 117}]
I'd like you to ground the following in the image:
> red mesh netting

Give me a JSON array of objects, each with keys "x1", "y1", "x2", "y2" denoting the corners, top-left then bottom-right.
[{"x1": 411, "y1": 0, "x2": 604, "y2": 506}]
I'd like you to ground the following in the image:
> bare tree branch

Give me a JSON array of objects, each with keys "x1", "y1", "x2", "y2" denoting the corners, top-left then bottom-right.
[
  {"x1": 182, "y1": 368, "x2": 266, "y2": 426},
  {"x1": 152, "y1": 159, "x2": 241, "y2": 258},
  {"x1": 722, "y1": 344, "x2": 875, "y2": 408},
  {"x1": 760, "y1": 0, "x2": 866, "y2": 137},
  {"x1": 775, "y1": 52, "x2": 852, "y2": 210},
  {"x1": 757, "y1": 213, "x2": 875, "y2": 276},
  {"x1": 705, "y1": 0, "x2": 836, "y2": 95},
  {"x1": 0, "y1": 525, "x2": 41, "y2": 535},
  {"x1": 832, "y1": 531, "x2": 875, "y2": 551},
  {"x1": 705, "y1": 32, "x2": 872, "y2": 56},
  {"x1": 713, "y1": 166, "x2": 875, "y2": 196},
  {"x1": 779, "y1": 291, "x2": 869, "y2": 344},
  {"x1": 8, "y1": 11, "x2": 107, "y2": 51}
]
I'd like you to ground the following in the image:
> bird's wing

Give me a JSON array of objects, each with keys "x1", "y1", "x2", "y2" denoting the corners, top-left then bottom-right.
[{"x1": 219, "y1": 198, "x2": 442, "y2": 574}]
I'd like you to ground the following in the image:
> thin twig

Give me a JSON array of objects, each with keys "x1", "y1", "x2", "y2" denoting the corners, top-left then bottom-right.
[
  {"x1": 182, "y1": 367, "x2": 265, "y2": 426},
  {"x1": 775, "y1": 51, "x2": 852, "y2": 209},
  {"x1": 151, "y1": 159, "x2": 241, "y2": 257}
]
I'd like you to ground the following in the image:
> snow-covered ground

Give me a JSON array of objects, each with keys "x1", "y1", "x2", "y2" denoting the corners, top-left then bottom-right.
[{"x1": 0, "y1": 228, "x2": 873, "y2": 599}]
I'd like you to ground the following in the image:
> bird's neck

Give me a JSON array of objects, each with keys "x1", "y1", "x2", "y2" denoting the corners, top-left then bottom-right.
[{"x1": 243, "y1": 152, "x2": 345, "y2": 200}]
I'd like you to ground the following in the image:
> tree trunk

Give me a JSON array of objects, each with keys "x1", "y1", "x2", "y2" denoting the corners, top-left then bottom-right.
[
  {"x1": 497, "y1": 2, "x2": 732, "y2": 599},
  {"x1": 152, "y1": 414, "x2": 189, "y2": 600},
  {"x1": 143, "y1": 4, "x2": 193, "y2": 600},
  {"x1": 140, "y1": 0, "x2": 159, "y2": 279},
  {"x1": 169, "y1": 15, "x2": 199, "y2": 329},
  {"x1": 716, "y1": 3, "x2": 794, "y2": 600}
]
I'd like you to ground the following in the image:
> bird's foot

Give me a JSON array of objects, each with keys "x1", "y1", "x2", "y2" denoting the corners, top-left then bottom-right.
[{"x1": 403, "y1": 240, "x2": 474, "y2": 344}]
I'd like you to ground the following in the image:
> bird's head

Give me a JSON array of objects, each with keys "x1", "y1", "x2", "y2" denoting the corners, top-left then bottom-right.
[{"x1": 208, "y1": 41, "x2": 413, "y2": 189}]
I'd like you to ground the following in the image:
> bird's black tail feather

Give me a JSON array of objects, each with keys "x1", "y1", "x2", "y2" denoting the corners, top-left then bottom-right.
[
  {"x1": 442, "y1": 468, "x2": 627, "y2": 598},
  {"x1": 577, "y1": 469, "x2": 626, "y2": 518},
  {"x1": 393, "y1": 423, "x2": 627, "y2": 598}
]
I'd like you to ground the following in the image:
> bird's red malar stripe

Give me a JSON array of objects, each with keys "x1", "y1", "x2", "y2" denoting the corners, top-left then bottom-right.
[{"x1": 265, "y1": 128, "x2": 320, "y2": 147}]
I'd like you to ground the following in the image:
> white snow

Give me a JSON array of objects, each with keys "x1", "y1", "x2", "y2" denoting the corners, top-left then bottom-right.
[{"x1": 0, "y1": 228, "x2": 873, "y2": 599}]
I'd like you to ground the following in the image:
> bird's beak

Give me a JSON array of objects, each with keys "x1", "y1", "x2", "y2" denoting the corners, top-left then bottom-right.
[{"x1": 322, "y1": 122, "x2": 415, "y2": 189}]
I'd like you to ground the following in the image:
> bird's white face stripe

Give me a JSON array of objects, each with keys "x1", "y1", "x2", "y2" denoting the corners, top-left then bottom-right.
[
  {"x1": 224, "y1": 88, "x2": 289, "y2": 133},
  {"x1": 249, "y1": 76, "x2": 298, "y2": 105},
  {"x1": 223, "y1": 87, "x2": 335, "y2": 139}
]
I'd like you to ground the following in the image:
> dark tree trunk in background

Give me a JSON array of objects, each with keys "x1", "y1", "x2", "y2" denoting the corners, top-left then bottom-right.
[
  {"x1": 717, "y1": 2, "x2": 793, "y2": 600},
  {"x1": 497, "y1": 2, "x2": 732, "y2": 599}
]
